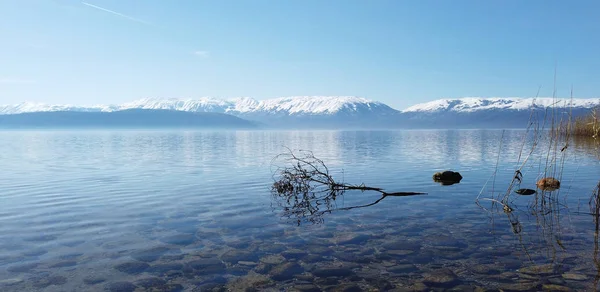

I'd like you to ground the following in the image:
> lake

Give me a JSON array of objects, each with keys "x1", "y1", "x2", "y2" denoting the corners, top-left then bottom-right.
[{"x1": 0, "y1": 130, "x2": 599, "y2": 291}]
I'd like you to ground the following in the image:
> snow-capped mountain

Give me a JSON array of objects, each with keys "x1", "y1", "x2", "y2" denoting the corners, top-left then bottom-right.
[
  {"x1": 402, "y1": 97, "x2": 600, "y2": 113},
  {"x1": 0, "y1": 96, "x2": 598, "y2": 129},
  {"x1": 0, "y1": 96, "x2": 396, "y2": 116},
  {"x1": 118, "y1": 96, "x2": 397, "y2": 116},
  {"x1": 0, "y1": 102, "x2": 108, "y2": 115}
]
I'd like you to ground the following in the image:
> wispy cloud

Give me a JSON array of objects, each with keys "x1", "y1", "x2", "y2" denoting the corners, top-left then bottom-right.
[
  {"x1": 0, "y1": 78, "x2": 36, "y2": 85},
  {"x1": 193, "y1": 51, "x2": 210, "y2": 58},
  {"x1": 81, "y1": 1, "x2": 152, "y2": 26}
]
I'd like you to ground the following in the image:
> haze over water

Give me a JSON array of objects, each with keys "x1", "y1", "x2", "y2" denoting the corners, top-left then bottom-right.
[{"x1": 0, "y1": 130, "x2": 599, "y2": 291}]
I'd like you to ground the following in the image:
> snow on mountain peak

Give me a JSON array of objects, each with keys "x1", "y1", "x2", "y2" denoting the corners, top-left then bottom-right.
[
  {"x1": 0, "y1": 96, "x2": 386, "y2": 116},
  {"x1": 402, "y1": 97, "x2": 600, "y2": 113},
  {"x1": 246, "y1": 96, "x2": 379, "y2": 115}
]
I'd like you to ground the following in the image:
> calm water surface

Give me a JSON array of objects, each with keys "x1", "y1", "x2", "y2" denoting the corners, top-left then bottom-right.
[{"x1": 0, "y1": 130, "x2": 599, "y2": 291}]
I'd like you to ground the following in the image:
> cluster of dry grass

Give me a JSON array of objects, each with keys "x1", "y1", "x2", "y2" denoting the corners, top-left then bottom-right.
[{"x1": 571, "y1": 107, "x2": 599, "y2": 138}]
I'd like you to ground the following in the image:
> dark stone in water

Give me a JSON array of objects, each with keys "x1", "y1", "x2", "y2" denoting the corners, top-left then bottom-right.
[
  {"x1": 33, "y1": 275, "x2": 68, "y2": 288},
  {"x1": 135, "y1": 277, "x2": 167, "y2": 288},
  {"x1": 50, "y1": 261, "x2": 77, "y2": 268},
  {"x1": 312, "y1": 267, "x2": 354, "y2": 278},
  {"x1": 221, "y1": 250, "x2": 258, "y2": 264},
  {"x1": 515, "y1": 188, "x2": 537, "y2": 196},
  {"x1": 105, "y1": 281, "x2": 137, "y2": 292},
  {"x1": 83, "y1": 276, "x2": 106, "y2": 285},
  {"x1": 160, "y1": 234, "x2": 196, "y2": 246},
  {"x1": 148, "y1": 263, "x2": 184, "y2": 275},
  {"x1": 7, "y1": 262, "x2": 39, "y2": 273},
  {"x1": 433, "y1": 171, "x2": 463, "y2": 185},
  {"x1": 131, "y1": 246, "x2": 171, "y2": 262},
  {"x1": 270, "y1": 262, "x2": 304, "y2": 281},
  {"x1": 188, "y1": 258, "x2": 226, "y2": 274},
  {"x1": 114, "y1": 261, "x2": 150, "y2": 274}
]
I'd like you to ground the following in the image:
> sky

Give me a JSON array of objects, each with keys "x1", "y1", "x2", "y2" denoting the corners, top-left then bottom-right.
[{"x1": 0, "y1": 0, "x2": 599, "y2": 110}]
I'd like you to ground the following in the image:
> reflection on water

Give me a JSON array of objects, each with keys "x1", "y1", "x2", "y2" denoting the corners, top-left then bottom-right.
[{"x1": 0, "y1": 130, "x2": 599, "y2": 291}]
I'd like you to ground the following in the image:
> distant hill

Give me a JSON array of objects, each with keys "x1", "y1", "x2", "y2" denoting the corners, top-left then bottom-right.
[
  {"x1": 0, "y1": 96, "x2": 598, "y2": 129},
  {"x1": 0, "y1": 109, "x2": 258, "y2": 129}
]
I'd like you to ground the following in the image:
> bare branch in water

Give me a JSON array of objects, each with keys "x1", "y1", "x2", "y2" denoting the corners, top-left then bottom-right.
[{"x1": 270, "y1": 147, "x2": 426, "y2": 225}]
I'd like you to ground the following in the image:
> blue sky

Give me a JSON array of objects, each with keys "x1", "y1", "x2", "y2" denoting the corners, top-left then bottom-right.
[{"x1": 0, "y1": 0, "x2": 598, "y2": 110}]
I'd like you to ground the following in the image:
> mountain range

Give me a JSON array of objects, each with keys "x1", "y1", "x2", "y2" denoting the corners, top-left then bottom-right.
[{"x1": 0, "y1": 96, "x2": 598, "y2": 129}]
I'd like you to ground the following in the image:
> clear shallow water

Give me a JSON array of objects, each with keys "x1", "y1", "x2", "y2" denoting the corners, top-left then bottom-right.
[{"x1": 0, "y1": 130, "x2": 598, "y2": 291}]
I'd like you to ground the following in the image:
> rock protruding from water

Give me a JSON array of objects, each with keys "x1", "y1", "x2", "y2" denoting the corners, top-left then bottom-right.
[
  {"x1": 537, "y1": 177, "x2": 561, "y2": 191},
  {"x1": 515, "y1": 188, "x2": 537, "y2": 195},
  {"x1": 433, "y1": 171, "x2": 463, "y2": 185}
]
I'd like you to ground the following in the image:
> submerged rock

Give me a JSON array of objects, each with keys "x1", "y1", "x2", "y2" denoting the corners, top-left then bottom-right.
[
  {"x1": 226, "y1": 272, "x2": 272, "y2": 291},
  {"x1": 422, "y1": 268, "x2": 460, "y2": 287},
  {"x1": 260, "y1": 254, "x2": 285, "y2": 265},
  {"x1": 335, "y1": 233, "x2": 371, "y2": 245},
  {"x1": 537, "y1": 177, "x2": 561, "y2": 191},
  {"x1": 160, "y1": 234, "x2": 196, "y2": 246},
  {"x1": 433, "y1": 171, "x2": 463, "y2": 185},
  {"x1": 114, "y1": 261, "x2": 150, "y2": 274},
  {"x1": 542, "y1": 284, "x2": 571, "y2": 291},
  {"x1": 7, "y1": 262, "x2": 39, "y2": 273},
  {"x1": 312, "y1": 267, "x2": 354, "y2": 278},
  {"x1": 562, "y1": 273, "x2": 587, "y2": 281},
  {"x1": 518, "y1": 264, "x2": 555, "y2": 275},
  {"x1": 0, "y1": 278, "x2": 24, "y2": 286},
  {"x1": 33, "y1": 275, "x2": 68, "y2": 289},
  {"x1": 188, "y1": 258, "x2": 226, "y2": 274},
  {"x1": 147, "y1": 263, "x2": 184, "y2": 275},
  {"x1": 269, "y1": 262, "x2": 304, "y2": 281},
  {"x1": 105, "y1": 281, "x2": 137, "y2": 292},
  {"x1": 131, "y1": 246, "x2": 171, "y2": 262},
  {"x1": 333, "y1": 283, "x2": 363, "y2": 292},
  {"x1": 83, "y1": 276, "x2": 106, "y2": 285},
  {"x1": 49, "y1": 260, "x2": 77, "y2": 268},
  {"x1": 221, "y1": 249, "x2": 258, "y2": 264},
  {"x1": 281, "y1": 249, "x2": 308, "y2": 260}
]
